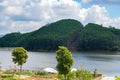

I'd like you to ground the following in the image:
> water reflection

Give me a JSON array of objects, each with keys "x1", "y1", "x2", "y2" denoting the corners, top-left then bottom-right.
[{"x1": 78, "y1": 51, "x2": 120, "y2": 61}]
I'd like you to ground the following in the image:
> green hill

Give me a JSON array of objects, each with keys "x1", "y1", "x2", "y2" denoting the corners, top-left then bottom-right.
[
  {"x1": 0, "y1": 32, "x2": 22, "y2": 47},
  {"x1": 0, "y1": 19, "x2": 83, "y2": 51},
  {"x1": 78, "y1": 23, "x2": 119, "y2": 51},
  {"x1": 0, "y1": 19, "x2": 120, "y2": 51}
]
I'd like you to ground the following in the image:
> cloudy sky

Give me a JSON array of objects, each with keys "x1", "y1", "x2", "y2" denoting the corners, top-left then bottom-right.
[{"x1": 0, "y1": 0, "x2": 120, "y2": 35}]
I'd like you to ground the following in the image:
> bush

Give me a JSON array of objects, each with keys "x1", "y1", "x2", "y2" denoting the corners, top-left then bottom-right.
[
  {"x1": 1, "y1": 74, "x2": 18, "y2": 80},
  {"x1": 93, "y1": 69, "x2": 98, "y2": 77},
  {"x1": 1, "y1": 74, "x2": 12, "y2": 78},
  {"x1": 58, "y1": 69, "x2": 93, "y2": 80},
  {"x1": 58, "y1": 74, "x2": 64, "y2": 80},
  {"x1": 2, "y1": 77, "x2": 18, "y2": 80},
  {"x1": 15, "y1": 71, "x2": 33, "y2": 75},
  {"x1": 67, "y1": 71, "x2": 77, "y2": 80},
  {"x1": 35, "y1": 71, "x2": 48, "y2": 75},
  {"x1": 3, "y1": 70, "x2": 33, "y2": 76},
  {"x1": 76, "y1": 69, "x2": 93, "y2": 80},
  {"x1": 3, "y1": 71, "x2": 14, "y2": 74}
]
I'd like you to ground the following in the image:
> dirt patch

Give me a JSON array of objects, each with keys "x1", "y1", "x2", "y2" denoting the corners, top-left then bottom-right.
[{"x1": 25, "y1": 76, "x2": 58, "y2": 80}]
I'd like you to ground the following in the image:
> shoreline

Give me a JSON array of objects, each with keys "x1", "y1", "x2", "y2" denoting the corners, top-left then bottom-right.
[
  {"x1": 1, "y1": 69, "x2": 120, "y2": 80},
  {"x1": 0, "y1": 47, "x2": 120, "y2": 52}
]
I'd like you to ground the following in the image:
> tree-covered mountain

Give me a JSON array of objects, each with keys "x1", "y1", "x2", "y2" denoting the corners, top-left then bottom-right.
[
  {"x1": 78, "y1": 23, "x2": 119, "y2": 51},
  {"x1": 0, "y1": 19, "x2": 120, "y2": 51},
  {"x1": 0, "y1": 35, "x2": 4, "y2": 38}
]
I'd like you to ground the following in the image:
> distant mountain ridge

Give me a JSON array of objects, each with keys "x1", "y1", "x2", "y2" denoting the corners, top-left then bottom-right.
[
  {"x1": 0, "y1": 19, "x2": 120, "y2": 51},
  {"x1": 0, "y1": 35, "x2": 4, "y2": 38}
]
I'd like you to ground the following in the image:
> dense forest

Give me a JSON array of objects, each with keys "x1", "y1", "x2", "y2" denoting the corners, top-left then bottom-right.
[{"x1": 0, "y1": 19, "x2": 120, "y2": 51}]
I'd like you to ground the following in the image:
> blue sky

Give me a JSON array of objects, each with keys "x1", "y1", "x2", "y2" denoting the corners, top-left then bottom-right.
[
  {"x1": 77, "y1": 0, "x2": 120, "y2": 18},
  {"x1": 0, "y1": 0, "x2": 120, "y2": 35}
]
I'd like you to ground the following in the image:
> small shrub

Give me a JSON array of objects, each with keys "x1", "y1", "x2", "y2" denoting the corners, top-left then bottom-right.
[
  {"x1": 15, "y1": 71, "x2": 33, "y2": 75},
  {"x1": 3, "y1": 77, "x2": 18, "y2": 80},
  {"x1": 58, "y1": 74, "x2": 64, "y2": 80},
  {"x1": 76, "y1": 69, "x2": 93, "y2": 80},
  {"x1": 57, "y1": 69, "x2": 94, "y2": 80},
  {"x1": 93, "y1": 69, "x2": 98, "y2": 77},
  {"x1": 1, "y1": 74, "x2": 12, "y2": 78},
  {"x1": 67, "y1": 71, "x2": 77, "y2": 80},
  {"x1": 35, "y1": 71, "x2": 48, "y2": 75},
  {"x1": 3, "y1": 71, "x2": 14, "y2": 74}
]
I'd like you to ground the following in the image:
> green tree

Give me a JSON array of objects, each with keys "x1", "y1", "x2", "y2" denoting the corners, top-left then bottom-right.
[
  {"x1": 56, "y1": 46, "x2": 74, "y2": 80},
  {"x1": 12, "y1": 47, "x2": 28, "y2": 72}
]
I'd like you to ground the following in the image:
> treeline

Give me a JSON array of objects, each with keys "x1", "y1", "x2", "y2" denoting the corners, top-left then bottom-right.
[{"x1": 0, "y1": 19, "x2": 120, "y2": 51}]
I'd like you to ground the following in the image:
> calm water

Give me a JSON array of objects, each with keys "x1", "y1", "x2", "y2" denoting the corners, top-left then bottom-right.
[{"x1": 0, "y1": 50, "x2": 120, "y2": 76}]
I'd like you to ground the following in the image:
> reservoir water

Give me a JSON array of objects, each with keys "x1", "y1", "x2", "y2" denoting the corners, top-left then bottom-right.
[{"x1": 0, "y1": 50, "x2": 120, "y2": 76}]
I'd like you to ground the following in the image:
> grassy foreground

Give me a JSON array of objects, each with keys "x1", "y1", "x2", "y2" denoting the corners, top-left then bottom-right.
[
  {"x1": 0, "y1": 69, "x2": 104, "y2": 80},
  {"x1": 1, "y1": 69, "x2": 120, "y2": 80},
  {"x1": 0, "y1": 70, "x2": 58, "y2": 80}
]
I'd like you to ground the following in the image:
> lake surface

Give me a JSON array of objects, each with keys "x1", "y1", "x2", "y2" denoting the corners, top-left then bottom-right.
[{"x1": 0, "y1": 50, "x2": 120, "y2": 76}]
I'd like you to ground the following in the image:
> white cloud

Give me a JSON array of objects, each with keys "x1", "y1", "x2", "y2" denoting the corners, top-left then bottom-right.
[
  {"x1": 11, "y1": 21, "x2": 42, "y2": 33},
  {"x1": 82, "y1": 5, "x2": 109, "y2": 24},
  {"x1": 82, "y1": 5, "x2": 120, "y2": 28},
  {"x1": 0, "y1": 0, "x2": 120, "y2": 35},
  {"x1": 5, "y1": 6, "x2": 23, "y2": 15}
]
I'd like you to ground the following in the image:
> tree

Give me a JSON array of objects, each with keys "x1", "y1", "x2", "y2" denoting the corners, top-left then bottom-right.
[
  {"x1": 56, "y1": 46, "x2": 74, "y2": 80},
  {"x1": 12, "y1": 47, "x2": 28, "y2": 72}
]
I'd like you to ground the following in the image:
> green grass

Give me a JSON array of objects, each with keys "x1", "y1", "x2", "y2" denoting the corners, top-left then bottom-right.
[
  {"x1": 3, "y1": 71, "x2": 33, "y2": 76},
  {"x1": 35, "y1": 71, "x2": 48, "y2": 76},
  {"x1": 0, "y1": 74, "x2": 19, "y2": 80},
  {"x1": 115, "y1": 76, "x2": 120, "y2": 80}
]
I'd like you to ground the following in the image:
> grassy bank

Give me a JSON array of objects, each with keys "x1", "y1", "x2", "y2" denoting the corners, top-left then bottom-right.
[
  {"x1": 0, "y1": 70, "x2": 58, "y2": 80},
  {"x1": 0, "y1": 69, "x2": 104, "y2": 80}
]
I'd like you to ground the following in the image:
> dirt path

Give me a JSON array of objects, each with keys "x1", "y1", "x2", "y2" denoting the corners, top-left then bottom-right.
[
  {"x1": 101, "y1": 77, "x2": 115, "y2": 80},
  {"x1": 19, "y1": 75, "x2": 58, "y2": 80}
]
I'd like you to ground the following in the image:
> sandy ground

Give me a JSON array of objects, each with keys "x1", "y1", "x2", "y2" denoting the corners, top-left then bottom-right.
[
  {"x1": 18, "y1": 75, "x2": 58, "y2": 80},
  {"x1": 22, "y1": 76, "x2": 115, "y2": 80},
  {"x1": 23, "y1": 76, "x2": 115, "y2": 80},
  {"x1": 20, "y1": 75, "x2": 116, "y2": 80},
  {"x1": 101, "y1": 76, "x2": 115, "y2": 80},
  {"x1": 22, "y1": 77, "x2": 58, "y2": 80}
]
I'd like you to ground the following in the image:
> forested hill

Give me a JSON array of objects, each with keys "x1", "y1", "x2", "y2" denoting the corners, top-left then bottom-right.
[
  {"x1": 0, "y1": 19, "x2": 120, "y2": 51},
  {"x1": 0, "y1": 35, "x2": 4, "y2": 38}
]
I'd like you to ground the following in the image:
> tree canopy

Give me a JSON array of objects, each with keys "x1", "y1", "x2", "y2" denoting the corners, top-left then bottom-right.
[
  {"x1": 12, "y1": 47, "x2": 28, "y2": 71},
  {"x1": 56, "y1": 46, "x2": 74, "y2": 80}
]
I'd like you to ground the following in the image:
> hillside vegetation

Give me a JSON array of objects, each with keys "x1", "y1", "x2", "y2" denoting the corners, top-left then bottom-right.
[{"x1": 0, "y1": 19, "x2": 120, "y2": 51}]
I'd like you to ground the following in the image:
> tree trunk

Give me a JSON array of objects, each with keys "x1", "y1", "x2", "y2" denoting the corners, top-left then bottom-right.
[
  {"x1": 19, "y1": 65, "x2": 22, "y2": 79},
  {"x1": 20, "y1": 65, "x2": 22, "y2": 72},
  {"x1": 64, "y1": 75, "x2": 67, "y2": 80}
]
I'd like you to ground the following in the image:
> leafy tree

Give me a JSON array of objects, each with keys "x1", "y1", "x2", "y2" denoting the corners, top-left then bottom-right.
[
  {"x1": 12, "y1": 47, "x2": 28, "y2": 72},
  {"x1": 56, "y1": 46, "x2": 74, "y2": 80}
]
